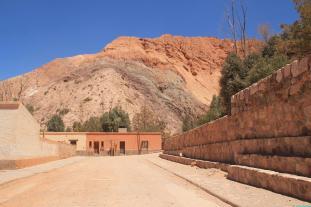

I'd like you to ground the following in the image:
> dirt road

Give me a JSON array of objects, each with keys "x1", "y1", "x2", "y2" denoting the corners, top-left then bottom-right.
[{"x1": 0, "y1": 155, "x2": 230, "y2": 207}]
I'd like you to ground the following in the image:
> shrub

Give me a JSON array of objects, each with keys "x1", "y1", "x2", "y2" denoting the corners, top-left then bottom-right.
[
  {"x1": 247, "y1": 54, "x2": 288, "y2": 84},
  {"x1": 82, "y1": 116, "x2": 102, "y2": 132},
  {"x1": 101, "y1": 106, "x2": 131, "y2": 132},
  {"x1": 72, "y1": 121, "x2": 83, "y2": 132},
  {"x1": 197, "y1": 95, "x2": 225, "y2": 125},
  {"x1": 220, "y1": 53, "x2": 248, "y2": 114},
  {"x1": 182, "y1": 114, "x2": 196, "y2": 132},
  {"x1": 215, "y1": 0, "x2": 308, "y2": 121},
  {"x1": 26, "y1": 104, "x2": 35, "y2": 115},
  {"x1": 276, "y1": 0, "x2": 311, "y2": 58},
  {"x1": 83, "y1": 97, "x2": 92, "y2": 102}
]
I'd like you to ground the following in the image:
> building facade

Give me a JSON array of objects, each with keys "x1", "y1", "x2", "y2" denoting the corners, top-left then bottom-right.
[{"x1": 43, "y1": 131, "x2": 162, "y2": 155}]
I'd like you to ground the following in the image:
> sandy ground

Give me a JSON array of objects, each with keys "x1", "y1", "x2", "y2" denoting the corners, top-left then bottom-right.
[{"x1": 0, "y1": 155, "x2": 230, "y2": 207}]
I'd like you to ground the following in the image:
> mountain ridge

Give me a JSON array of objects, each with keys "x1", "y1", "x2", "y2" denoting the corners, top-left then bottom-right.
[{"x1": 0, "y1": 35, "x2": 262, "y2": 133}]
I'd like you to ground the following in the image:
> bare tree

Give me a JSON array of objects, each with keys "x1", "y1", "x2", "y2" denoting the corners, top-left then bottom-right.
[
  {"x1": 225, "y1": 0, "x2": 248, "y2": 57},
  {"x1": 0, "y1": 75, "x2": 30, "y2": 102},
  {"x1": 16, "y1": 75, "x2": 29, "y2": 101},
  {"x1": 237, "y1": 1, "x2": 247, "y2": 57},
  {"x1": 133, "y1": 104, "x2": 167, "y2": 154},
  {"x1": 133, "y1": 103, "x2": 147, "y2": 155},
  {"x1": 0, "y1": 81, "x2": 13, "y2": 101},
  {"x1": 226, "y1": 0, "x2": 238, "y2": 54},
  {"x1": 136, "y1": 120, "x2": 142, "y2": 154}
]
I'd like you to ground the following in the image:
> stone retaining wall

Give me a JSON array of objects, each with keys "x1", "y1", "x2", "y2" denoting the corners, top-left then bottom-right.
[
  {"x1": 162, "y1": 56, "x2": 311, "y2": 201},
  {"x1": 227, "y1": 165, "x2": 311, "y2": 202},
  {"x1": 165, "y1": 136, "x2": 311, "y2": 164},
  {"x1": 235, "y1": 154, "x2": 311, "y2": 177},
  {"x1": 159, "y1": 153, "x2": 230, "y2": 172},
  {"x1": 163, "y1": 55, "x2": 311, "y2": 165}
]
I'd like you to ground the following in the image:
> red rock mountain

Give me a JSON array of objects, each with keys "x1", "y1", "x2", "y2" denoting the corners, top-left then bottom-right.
[{"x1": 0, "y1": 35, "x2": 261, "y2": 133}]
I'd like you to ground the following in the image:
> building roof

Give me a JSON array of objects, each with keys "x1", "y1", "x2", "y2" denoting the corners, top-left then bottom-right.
[
  {"x1": 0, "y1": 102, "x2": 20, "y2": 110},
  {"x1": 42, "y1": 131, "x2": 162, "y2": 135}
]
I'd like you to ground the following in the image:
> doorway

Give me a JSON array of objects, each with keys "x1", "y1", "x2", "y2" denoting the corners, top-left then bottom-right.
[
  {"x1": 141, "y1": 141, "x2": 149, "y2": 153},
  {"x1": 94, "y1": 141, "x2": 100, "y2": 154},
  {"x1": 120, "y1": 141, "x2": 125, "y2": 155}
]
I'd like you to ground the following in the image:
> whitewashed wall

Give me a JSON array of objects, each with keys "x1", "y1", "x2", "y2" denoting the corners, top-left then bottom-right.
[{"x1": 0, "y1": 108, "x2": 18, "y2": 158}]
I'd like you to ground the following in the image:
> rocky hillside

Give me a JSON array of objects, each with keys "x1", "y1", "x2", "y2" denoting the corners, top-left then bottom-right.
[{"x1": 0, "y1": 35, "x2": 261, "y2": 133}]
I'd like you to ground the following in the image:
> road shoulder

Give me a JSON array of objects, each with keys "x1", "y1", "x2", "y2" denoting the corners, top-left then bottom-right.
[
  {"x1": 0, "y1": 156, "x2": 85, "y2": 186},
  {"x1": 146, "y1": 154, "x2": 311, "y2": 207}
]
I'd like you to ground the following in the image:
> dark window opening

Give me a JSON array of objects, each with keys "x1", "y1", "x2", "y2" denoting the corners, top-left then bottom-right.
[
  {"x1": 89, "y1": 141, "x2": 92, "y2": 148},
  {"x1": 120, "y1": 141, "x2": 125, "y2": 154},
  {"x1": 69, "y1": 140, "x2": 77, "y2": 145},
  {"x1": 101, "y1": 141, "x2": 104, "y2": 147}
]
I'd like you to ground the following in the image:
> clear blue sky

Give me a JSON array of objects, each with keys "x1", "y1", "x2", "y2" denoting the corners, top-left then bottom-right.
[{"x1": 0, "y1": 0, "x2": 298, "y2": 80}]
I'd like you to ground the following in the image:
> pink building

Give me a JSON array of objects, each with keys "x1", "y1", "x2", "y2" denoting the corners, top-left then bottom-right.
[{"x1": 43, "y1": 131, "x2": 162, "y2": 155}]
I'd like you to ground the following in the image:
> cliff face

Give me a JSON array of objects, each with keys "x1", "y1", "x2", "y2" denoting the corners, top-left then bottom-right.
[{"x1": 0, "y1": 35, "x2": 262, "y2": 133}]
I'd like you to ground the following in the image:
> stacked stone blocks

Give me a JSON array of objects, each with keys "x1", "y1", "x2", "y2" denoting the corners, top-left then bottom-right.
[{"x1": 162, "y1": 55, "x2": 311, "y2": 201}]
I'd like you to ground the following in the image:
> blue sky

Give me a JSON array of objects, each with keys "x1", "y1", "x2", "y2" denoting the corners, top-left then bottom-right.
[{"x1": 0, "y1": 0, "x2": 298, "y2": 80}]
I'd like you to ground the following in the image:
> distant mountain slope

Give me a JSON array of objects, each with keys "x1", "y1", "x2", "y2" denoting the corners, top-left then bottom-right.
[{"x1": 0, "y1": 35, "x2": 262, "y2": 133}]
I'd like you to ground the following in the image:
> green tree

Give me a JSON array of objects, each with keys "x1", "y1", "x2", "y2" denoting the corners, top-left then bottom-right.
[
  {"x1": 182, "y1": 114, "x2": 197, "y2": 132},
  {"x1": 275, "y1": 0, "x2": 311, "y2": 58},
  {"x1": 101, "y1": 106, "x2": 131, "y2": 132},
  {"x1": 243, "y1": 53, "x2": 261, "y2": 70},
  {"x1": 219, "y1": 53, "x2": 248, "y2": 114},
  {"x1": 72, "y1": 121, "x2": 83, "y2": 132},
  {"x1": 215, "y1": 0, "x2": 308, "y2": 119},
  {"x1": 82, "y1": 116, "x2": 102, "y2": 132},
  {"x1": 261, "y1": 36, "x2": 281, "y2": 58},
  {"x1": 247, "y1": 54, "x2": 288, "y2": 84},
  {"x1": 197, "y1": 95, "x2": 225, "y2": 125},
  {"x1": 218, "y1": 49, "x2": 288, "y2": 116},
  {"x1": 47, "y1": 114, "x2": 65, "y2": 132}
]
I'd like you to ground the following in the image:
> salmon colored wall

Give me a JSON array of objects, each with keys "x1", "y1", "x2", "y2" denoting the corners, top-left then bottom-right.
[{"x1": 86, "y1": 132, "x2": 162, "y2": 152}]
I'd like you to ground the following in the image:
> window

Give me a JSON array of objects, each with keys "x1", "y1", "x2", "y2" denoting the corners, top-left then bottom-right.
[
  {"x1": 69, "y1": 140, "x2": 77, "y2": 145},
  {"x1": 141, "y1": 141, "x2": 148, "y2": 150},
  {"x1": 89, "y1": 141, "x2": 92, "y2": 148},
  {"x1": 101, "y1": 141, "x2": 104, "y2": 147}
]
